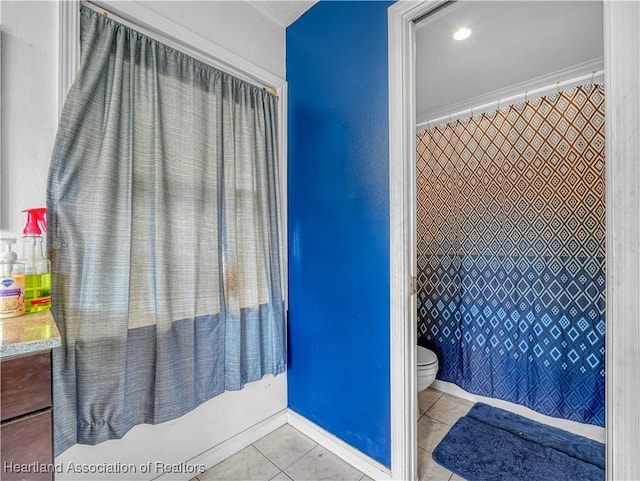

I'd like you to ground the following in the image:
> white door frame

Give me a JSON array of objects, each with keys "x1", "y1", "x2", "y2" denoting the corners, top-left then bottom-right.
[
  {"x1": 388, "y1": 1, "x2": 640, "y2": 480},
  {"x1": 388, "y1": 2, "x2": 446, "y2": 480}
]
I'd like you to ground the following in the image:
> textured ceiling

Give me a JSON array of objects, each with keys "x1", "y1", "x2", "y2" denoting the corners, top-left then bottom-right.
[{"x1": 248, "y1": 1, "x2": 317, "y2": 27}]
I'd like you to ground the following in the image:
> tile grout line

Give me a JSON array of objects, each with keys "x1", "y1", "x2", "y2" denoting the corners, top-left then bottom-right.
[
  {"x1": 253, "y1": 439, "x2": 319, "y2": 473},
  {"x1": 279, "y1": 443, "x2": 320, "y2": 474},
  {"x1": 249, "y1": 445, "x2": 282, "y2": 479},
  {"x1": 268, "y1": 470, "x2": 291, "y2": 481},
  {"x1": 423, "y1": 411, "x2": 454, "y2": 427},
  {"x1": 283, "y1": 444, "x2": 369, "y2": 481}
]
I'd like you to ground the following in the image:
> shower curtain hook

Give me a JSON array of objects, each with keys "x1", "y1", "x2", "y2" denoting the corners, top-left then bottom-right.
[
  {"x1": 525, "y1": 90, "x2": 528, "y2": 102},
  {"x1": 556, "y1": 81, "x2": 560, "y2": 94},
  {"x1": 591, "y1": 70, "x2": 596, "y2": 85}
]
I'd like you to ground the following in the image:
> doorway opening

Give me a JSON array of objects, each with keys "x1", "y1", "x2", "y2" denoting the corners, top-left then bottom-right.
[{"x1": 389, "y1": 1, "x2": 640, "y2": 480}]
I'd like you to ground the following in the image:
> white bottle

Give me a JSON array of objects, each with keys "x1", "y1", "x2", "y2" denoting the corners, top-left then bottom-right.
[{"x1": 0, "y1": 238, "x2": 26, "y2": 318}]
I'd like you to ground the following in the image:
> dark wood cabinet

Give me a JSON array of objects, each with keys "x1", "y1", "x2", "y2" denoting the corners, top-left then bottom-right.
[{"x1": 1, "y1": 350, "x2": 54, "y2": 481}]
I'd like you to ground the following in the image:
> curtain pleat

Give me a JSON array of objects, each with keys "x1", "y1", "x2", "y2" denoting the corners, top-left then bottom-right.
[
  {"x1": 47, "y1": 8, "x2": 285, "y2": 455},
  {"x1": 416, "y1": 84, "x2": 606, "y2": 426}
]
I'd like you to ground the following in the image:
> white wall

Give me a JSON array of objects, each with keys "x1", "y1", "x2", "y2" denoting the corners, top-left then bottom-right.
[
  {"x1": 0, "y1": 0, "x2": 285, "y2": 236},
  {"x1": 0, "y1": 1, "x2": 58, "y2": 238},
  {"x1": 1, "y1": 1, "x2": 287, "y2": 479},
  {"x1": 132, "y1": 1, "x2": 285, "y2": 78},
  {"x1": 56, "y1": 375, "x2": 287, "y2": 480}
]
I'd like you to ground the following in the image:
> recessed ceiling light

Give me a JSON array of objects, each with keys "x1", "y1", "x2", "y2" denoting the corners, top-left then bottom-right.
[{"x1": 453, "y1": 27, "x2": 471, "y2": 41}]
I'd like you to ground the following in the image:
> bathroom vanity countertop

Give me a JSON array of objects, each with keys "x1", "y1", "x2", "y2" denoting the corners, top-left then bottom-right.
[{"x1": 0, "y1": 311, "x2": 61, "y2": 358}]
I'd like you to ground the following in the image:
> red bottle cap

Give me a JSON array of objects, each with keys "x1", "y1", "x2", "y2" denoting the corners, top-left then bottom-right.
[{"x1": 22, "y1": 208, "x2": 47, "y2": 235}]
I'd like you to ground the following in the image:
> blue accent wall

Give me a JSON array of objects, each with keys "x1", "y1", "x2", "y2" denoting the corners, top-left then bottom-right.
[{"x1": 286, "y1": 1, "x2": 392, "y2": 468}]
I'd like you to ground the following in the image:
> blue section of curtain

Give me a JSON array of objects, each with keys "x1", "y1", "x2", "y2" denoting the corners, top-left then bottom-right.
[
  {"x1": 416, "y1": 84, "x2": 606, "y2": 426},
  {"x1": 47, "y1": 7, "x2": 285, "y2": 454}
]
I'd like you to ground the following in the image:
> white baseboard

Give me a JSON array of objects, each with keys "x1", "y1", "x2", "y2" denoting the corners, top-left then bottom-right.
[
  {"x1": 152, "y1": 408, "x2": 392, "y2": 481},
  {"x1": 286, "y1": 410, "x2": 391, "y2": 481},
  {"x1": 153, "y1": 409, "x2": 288, "y2": 481},
  {"x1": 431, "y1": 380, "x2": 606, "y2": 443}
]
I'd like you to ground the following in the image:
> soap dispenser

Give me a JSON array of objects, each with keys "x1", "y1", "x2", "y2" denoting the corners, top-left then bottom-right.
[{"x1": 0, "y1": 238, "x2": 26, "y2": 318}]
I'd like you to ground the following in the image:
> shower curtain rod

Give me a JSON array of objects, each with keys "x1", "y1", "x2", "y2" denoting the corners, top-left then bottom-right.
[{"x1": 417, "y1": 69, "x2": 604, "y2": 131}]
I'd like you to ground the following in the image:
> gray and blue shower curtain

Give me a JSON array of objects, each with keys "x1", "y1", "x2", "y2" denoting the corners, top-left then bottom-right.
[
  {"x1": 416, "y1": 84, "x2": 605, "y2": 426},
  {"x1": 48, "y1": 7, "x2": 285, "y2": 454}
]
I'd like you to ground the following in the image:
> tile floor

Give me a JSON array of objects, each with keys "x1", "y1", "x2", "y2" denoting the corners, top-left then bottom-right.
[
  {"x1": 191, "y1": 388, "x2": 469, "y2": 481},
  {"x1": 417, "y1": 388, "x2": 472, "y2": 481},
  {"x1": 190, "y1": 423, "x2": 371, "y2": 481}
]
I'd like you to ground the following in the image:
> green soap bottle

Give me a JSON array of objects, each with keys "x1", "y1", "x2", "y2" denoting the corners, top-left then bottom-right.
[{"x1": 19, "y1": 208, "x2": 51, "y2": 313}]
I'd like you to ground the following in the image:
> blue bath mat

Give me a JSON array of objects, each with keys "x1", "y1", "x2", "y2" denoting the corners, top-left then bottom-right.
[{"x1": 432, "y1": 403, "x2": 605, "y2": 481}]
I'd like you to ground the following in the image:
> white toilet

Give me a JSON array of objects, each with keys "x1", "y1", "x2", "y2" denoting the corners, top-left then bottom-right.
[{"x1": 417, "y1": 345, "x2": 439, "y2": 391}]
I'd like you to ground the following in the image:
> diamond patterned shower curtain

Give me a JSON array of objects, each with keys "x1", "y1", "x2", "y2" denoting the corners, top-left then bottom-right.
[
  {"x1": 416, "y1": 84, "x2": 605, "y2": 426},
  {"x1": 47, "y1": 8, "x2": 285, "y2": 454}
]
